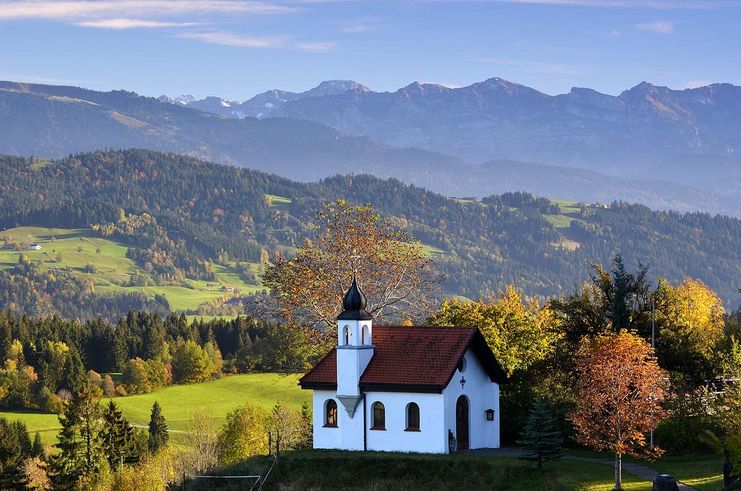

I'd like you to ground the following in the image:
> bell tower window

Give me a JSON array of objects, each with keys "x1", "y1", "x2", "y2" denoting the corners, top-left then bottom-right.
[{"x1": 343, "y1": 326, "x2": 350, "y2": 345}]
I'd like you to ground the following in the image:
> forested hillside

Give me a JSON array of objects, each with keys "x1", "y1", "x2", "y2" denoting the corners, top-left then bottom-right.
[
  {"x1": 4, "y1": 80, "x2": 738, "y2": 216},
  {"x1": 0, "y1": 149, "x2": 740, "y2": 319}
]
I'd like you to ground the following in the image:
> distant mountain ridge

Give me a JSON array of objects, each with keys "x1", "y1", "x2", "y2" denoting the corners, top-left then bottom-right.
[
  {"x1": 160, "y1": 80, "x2": 370, "y2": 119},
  {"x1": 0, "y1": 80, "x2": 460, "y2": 182},
  {"x1": 168, "y1": 77, "x2": 741, "y2": 196},
  {"x1": 2, "y1": 79, "x2": 740, "y2": 216}
]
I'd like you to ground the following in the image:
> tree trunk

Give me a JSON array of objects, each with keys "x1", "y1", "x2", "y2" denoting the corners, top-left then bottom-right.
[{"x1": 614, "y1": 452, "x2": 622, "y2": 491}]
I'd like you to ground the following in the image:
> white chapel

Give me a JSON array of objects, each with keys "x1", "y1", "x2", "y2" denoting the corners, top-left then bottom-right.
[{"x1": 299, "y1": 278, "x2": 507, "y2": 454}]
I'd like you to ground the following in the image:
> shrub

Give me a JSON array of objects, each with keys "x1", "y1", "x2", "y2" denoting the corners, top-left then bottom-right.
[
  {"x1": 171, "y1": 341, "x2": 219, "y2": 384},
  {"x1": 102, "y1": 375, "x2": 116, "y2": 397}
]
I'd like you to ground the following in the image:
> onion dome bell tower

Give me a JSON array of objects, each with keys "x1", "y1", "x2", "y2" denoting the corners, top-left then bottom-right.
[{"x1": 336, "y1": 277, "x2": 374, "y2": 417}]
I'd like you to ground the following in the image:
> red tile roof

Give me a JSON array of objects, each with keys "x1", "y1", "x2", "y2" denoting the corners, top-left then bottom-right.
[{"x1": 299, "y1": 326, "x2": 506, "y2": 393}]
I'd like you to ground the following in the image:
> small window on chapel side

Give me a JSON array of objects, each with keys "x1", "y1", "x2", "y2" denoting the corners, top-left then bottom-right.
[
  {"x1": 325, "y1": 399, "x2": 338, "y2": 428},
  {"x1": 371, "y1": 402, "x2": 385, "y2": 430},
  {"x1": 406, "y1": 402, "x2": 420, "y2": 431}
]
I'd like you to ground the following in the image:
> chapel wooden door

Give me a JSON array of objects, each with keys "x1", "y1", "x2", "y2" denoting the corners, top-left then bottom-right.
[{"x1": 456, "y1": 396, "x2": 469, "y2": 450}]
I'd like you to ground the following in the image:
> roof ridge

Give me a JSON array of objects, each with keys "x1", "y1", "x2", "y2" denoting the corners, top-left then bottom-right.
[{"x1": 374, "y1": 324, "x2": 476, "y2": 330}]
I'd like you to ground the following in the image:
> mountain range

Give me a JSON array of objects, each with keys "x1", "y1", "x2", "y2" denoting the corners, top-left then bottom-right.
[
  {"x1": 1, "y1": 78, "x2": 740, "y2": 216},
  {"x1": 167, "y1": 78, "x2": 741, "y2": 195}
]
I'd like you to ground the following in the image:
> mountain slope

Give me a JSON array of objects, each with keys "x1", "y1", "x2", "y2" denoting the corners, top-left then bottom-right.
[
  {"x1": 0, "y1": 80, "x2": 462, "y2": 182},
  {"x1": 1, "y1": 149, "x2": 740, "y2": 311},
  {"x1": 3, "y1": 80, "x2": 740, "y2": 216},
  {"x1": 261, "y1": 78, "x2": 741, "y2": 184}
]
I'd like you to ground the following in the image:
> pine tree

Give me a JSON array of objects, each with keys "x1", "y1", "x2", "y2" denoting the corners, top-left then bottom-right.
[
  {"x1": 148, "y1": 401, "x2": 169, "y2": 453},
  {"x1": 0, "y1": 418, "x2": 33, "y2": 488},
  {"x1": 31, "y1": 431, "x2": 44, "y2": 458},
  {"x1": 517, "y1": 398, "x2": 564, "y2": 469},
  {"x1": 62, "y1": 348, "x2": 87, "y2": 393},
  {"x1": 102, "y1": 400, "x2": 137, "y2": 469},
  {"x1": 52, "y1": 384, "x2": 105, "y2": 489}
]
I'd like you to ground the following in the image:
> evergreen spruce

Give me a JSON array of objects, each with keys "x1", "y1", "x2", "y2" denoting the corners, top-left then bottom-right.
[
  {"x1": 148, "y1": 401, "x2": 169, "y2": 453},
  {"x1": 63, "y1": 349, "x2": 87, "y2": 393},
  {"x1": 31, "y1": 431, "x2": 44, "y2": 458},
  {"x1": 517, "y1": 398, "x2": 564, "y2": 469},
  {"x1": 102, "y1": 400, "x2": 137, "y2": 469},
  {"x1": 0, "y1": 418, "x2": 33, "y2": 488},
  {"x1": 52, "y1": 384, "x2": 105, "y2": 489}
]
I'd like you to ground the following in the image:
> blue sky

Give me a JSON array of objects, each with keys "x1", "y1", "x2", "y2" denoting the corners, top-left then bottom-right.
[{"x1": 1, "y1": 0, "x2": 740, "y2": 100}]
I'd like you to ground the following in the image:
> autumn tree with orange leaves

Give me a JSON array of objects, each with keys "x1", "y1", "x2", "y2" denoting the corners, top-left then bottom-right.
[
  {"x1": 569, "y1": 331, "x2": 668, "y2": 491},
  {"x1": 263, "y1": 200, "x2": 441, "y2": 332}
]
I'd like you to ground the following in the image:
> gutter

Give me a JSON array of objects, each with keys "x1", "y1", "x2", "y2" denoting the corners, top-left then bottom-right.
[{"x1": 362, "y1": 392, "x2": 367, "y2": 452}]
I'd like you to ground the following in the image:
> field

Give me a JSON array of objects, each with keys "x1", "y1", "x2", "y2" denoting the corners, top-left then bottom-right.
[
  {"x1": 0, "y1": 373, "x2": 307, "y2": 445},
  {"x1": 266, "y1": 194, "x2": 292, "y2": 206},
  {"x1": 0, "y1": 226, "x2": 263, "y2": 312},
  {"x1": 544, "y1": 199, "x2": 584, "y2": 230}
]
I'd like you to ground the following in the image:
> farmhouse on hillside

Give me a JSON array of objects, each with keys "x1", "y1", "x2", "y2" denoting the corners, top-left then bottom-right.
[{"x1": 299, "y1": 278, "x2": 506, "y2": 454}]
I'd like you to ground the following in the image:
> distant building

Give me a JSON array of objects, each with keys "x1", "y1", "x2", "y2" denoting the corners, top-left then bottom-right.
[
  {"x1": 300, "y1": 278, "x2": 506, "y2": 454},
  {"x1": 221, "y1": 284, "x2": 237, "y2": 292},
  {"x1": 28, "y1": 243, "x2": 42, "y2": 250}
]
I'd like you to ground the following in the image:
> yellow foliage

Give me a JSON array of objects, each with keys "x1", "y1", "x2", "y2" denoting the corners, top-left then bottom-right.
[{"x1": 429, "y1": 285, "x2": 561, "y2": 375}]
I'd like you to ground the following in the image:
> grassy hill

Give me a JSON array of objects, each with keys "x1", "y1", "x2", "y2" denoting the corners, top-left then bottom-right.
[
  {"x1": 196, "y1": 450, "x2": 721, "y2": 491},
  {"x1": 0, "y1": 226, "x2": 263, "y2": 312},
  {"x1": 1, "y1": 149, "x2": 741, "y2": 314},
  {"x1": 0, "y1": 373, "x2": 307, "y2": 445}
]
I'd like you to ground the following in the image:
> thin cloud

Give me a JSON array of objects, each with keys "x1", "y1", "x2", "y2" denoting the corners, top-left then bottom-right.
[
  {"x1": 178, "y1": 31, "x2": 290, "y2": 49},
  {"x1": 0, "y1": 73, "x2": 95, "y2": 86},
  {"x1": 0, "y1": 1, "x2": 294, "y2": 21},
  {"x1": 472, "y1": 57, "x2": 586, "y2": 76},
  {"x1": 636, "y1": 20, "x2": 674, "y2": 33},
  {"x1": 295, "y1": 41, "x2": 336, "y2": 52},
  {"x1": 337, "y1": 15, "x2": 382, "y2": 34},
  {"x1": 685, "y1": 80, "x2": 711, "y2": 89},
  {"x1": 179, "y1": 31, "x2": 335, "y2": 52},
  {"x1": 479, "y1": 0, "x2": 741, "y2": 8},
  {"x1": 76, "y1": 18, "x2": 198, "y2": 29},
  {"x1": 588, "y1": 29, "x2": 622, "y2": 37}
]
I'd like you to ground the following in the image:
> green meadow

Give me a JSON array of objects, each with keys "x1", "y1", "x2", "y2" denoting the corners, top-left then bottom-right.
[
  {"x1": 0, "y1": 373, "x2": 307, "y2": 445},
  {"x1": 0, "y1": 226, "x2": 263, "y2": 312}
]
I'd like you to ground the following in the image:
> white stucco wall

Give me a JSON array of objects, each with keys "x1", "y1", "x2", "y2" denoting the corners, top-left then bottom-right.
[
  {"x1": 311, "y1": 349, "x2": 500, "y2": 453},
  {"x1": 312, "y1": 390, "x2": 342, "y2": 450},
  {"x1": 443, "y1": 349, "x2": 500, "y2": 450},
  {"x1": 364, "y1": 391, "x2": 446, "y2": 453}
]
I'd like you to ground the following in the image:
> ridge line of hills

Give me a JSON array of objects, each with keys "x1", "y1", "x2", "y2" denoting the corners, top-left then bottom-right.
[
  {"x1": 0, "y1": 149, "x2": 740, "y2": 321},
  {"x1": 1, "y1": 79, "x2": 740, "y2": 217}
]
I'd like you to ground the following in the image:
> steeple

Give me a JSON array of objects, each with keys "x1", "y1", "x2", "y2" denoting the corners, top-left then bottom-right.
[
  {"x1": 337, "y1": 276, "x2": 373, "y2": 320},
  {"x1": 336, "y1": 276, "x2": 374, "y2": 419}
]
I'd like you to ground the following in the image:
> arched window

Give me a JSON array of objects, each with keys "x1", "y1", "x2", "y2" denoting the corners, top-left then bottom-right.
[
  {"x1": 324, "y1": 399, "x2": 338, "y2": 428},
  {"x1": 371, "y1": 402, "x2": 385, "y2": 430},
  {"x1": 343, "y1": 326, "x2": 350, "y2": 345},
  {"x1": 406, "y1": 402, "x2": 420, "y2": 431},
  {"x1": 362, "y1": 325, "x2": 370, "y2": 345}
]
